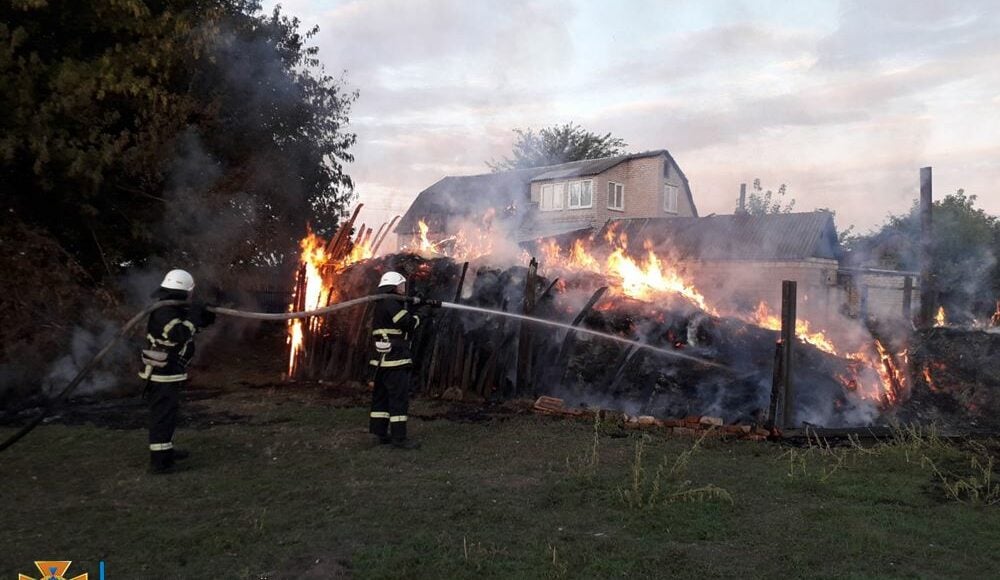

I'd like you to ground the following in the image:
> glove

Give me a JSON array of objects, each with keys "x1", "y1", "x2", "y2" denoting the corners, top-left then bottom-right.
[
  {"x1": 190, "y1": 302, "x2": 217, "y2": 328},
  {"x1": 411, "y1": 297, "x2": 442, "y2": 308}
]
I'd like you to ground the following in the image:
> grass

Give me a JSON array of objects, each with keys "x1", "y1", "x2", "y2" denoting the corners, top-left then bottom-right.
[{"x1": 2, "y1": 387, "x2": 999, "y2": 579}]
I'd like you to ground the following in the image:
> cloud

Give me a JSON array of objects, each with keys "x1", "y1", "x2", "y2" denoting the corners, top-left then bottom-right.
[
  {"x1": 262, "y1": 0, "x2": 1000, "y2": 233},
  {"x1": 817, "y1": 0, "x2": 1000, "y2": 69}
]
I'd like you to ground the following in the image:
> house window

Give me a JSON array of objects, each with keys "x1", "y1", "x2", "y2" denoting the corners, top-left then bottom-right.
[
  {"x1": 607, "y1": 181, "x2": 624, "y2": 211},
  {"x1": 664, "y1": 183, "x2": 679, "y2": 213},
  {"x1": 568, "y1": 179, "x2": 593, "y2": 209},
  {"x1": 540, "y1": 183, "x2": 564, "y2": 211}
]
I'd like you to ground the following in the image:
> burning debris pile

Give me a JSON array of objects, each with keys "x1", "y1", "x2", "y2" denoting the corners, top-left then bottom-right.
[
  {"x1": 280, "y1": 213, "x2": 965, "y2": 429},
  {"x1": 903, "y1": 327, "x2": 1000, "y2": 431}
]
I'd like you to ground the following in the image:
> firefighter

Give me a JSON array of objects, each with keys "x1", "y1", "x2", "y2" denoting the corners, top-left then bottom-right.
[
  {"x1": 368, "y1": 271, "x2": 428, "y2": 449},
  {"x1": 139, "y1": 269, "x2": 215, "y2": 473}
]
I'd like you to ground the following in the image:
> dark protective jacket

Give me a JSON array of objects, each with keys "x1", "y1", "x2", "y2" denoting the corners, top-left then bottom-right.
[
  {"x1": 139, "y1": 290, "x2": 215, "y2": 383},
  {"x1": 369, "y1": 286, "x2": 420, "y2": 368}
]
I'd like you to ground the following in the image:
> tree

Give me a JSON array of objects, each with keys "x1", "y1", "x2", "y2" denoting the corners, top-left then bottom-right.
[
  {"x1": 488, "y1": 123, "x2": 627, "y2": 171},
  {"x1": 738, "y1": 178, "x2": 796, "y2": 215},
  {"x1": 0, "y1": 0, "x2": 357, "y2": 277},
  {"x1": 847, "y1": 189, "x2": 1000, "y2": 320}
]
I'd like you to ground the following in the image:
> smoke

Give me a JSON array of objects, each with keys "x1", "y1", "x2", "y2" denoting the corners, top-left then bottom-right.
[{"x1": 41, "y1": 321, "x2": 133, "y2": 398}]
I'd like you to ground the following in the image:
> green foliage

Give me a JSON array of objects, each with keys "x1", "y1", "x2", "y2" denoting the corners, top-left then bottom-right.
[
  {"x1": 847, "y1": 189, "x2": 1000, "y2": 318},
  {"x1": 739, "y1": 178, "x2": 796, "y2": 215},
  {"x1": 1, "y1": 0, "x2": 357, "y2": 278},
  {"x1": 488, "y1": 123, "x2": 627, "y2": 171}
]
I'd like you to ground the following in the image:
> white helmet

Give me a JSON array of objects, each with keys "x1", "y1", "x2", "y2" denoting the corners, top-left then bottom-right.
[
  {"x1": 378, "y1": 271, "x2": 406, "y2": 288},
  {"x1": 160, "y1": 269, "x2": 195, "y2": 292}
]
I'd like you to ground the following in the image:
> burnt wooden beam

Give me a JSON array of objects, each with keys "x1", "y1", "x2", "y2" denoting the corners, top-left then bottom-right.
[
  {"x1": 780, "y1": 281, "x2": 797, "y2": 428},
  {"x1": 919, "y1": 167, "x2": 935, "y2": 327},
  {"x1": 371, "y1": 215, "x2": 400, "y2": 256},
  {"x1": 454, "y1": 261, "x2": 469, "y2": 303},
  {"x1": 516, "y1": 257, "x2": 539, "y2": 395},
  {"x1": 767, "y1": 340, "x2": 784, "y2": 429},
  {"x1": 538, "y1": 278, "x2": 559, "y2": 302},
  {"x1": 902, "y1": 276, "x2": 913, "y2": 321},
  {"x1": 325, "y1": 204, "x2": 363, "y2": 257}
]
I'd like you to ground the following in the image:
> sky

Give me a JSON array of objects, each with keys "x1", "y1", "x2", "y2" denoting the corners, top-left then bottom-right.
[{"x1": 263, "y1": 0, "x2": 1000, "y2": 233}]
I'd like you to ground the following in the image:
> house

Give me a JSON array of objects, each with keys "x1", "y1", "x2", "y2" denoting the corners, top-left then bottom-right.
[
  {"x1": 395, "y1": 150, "x2": 918, "y2": 323},
  {"x1": 395, "y1": 150, "x2": 696, "y2": 246}
]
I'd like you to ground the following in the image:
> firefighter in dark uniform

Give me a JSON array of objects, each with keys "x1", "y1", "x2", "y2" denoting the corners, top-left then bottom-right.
[
  {"x1": 369, "y1": 271, "x2": 424, "y2": 449},
  {"x1": 139, "y1": 269, "x2": 215, "y2": 473}
]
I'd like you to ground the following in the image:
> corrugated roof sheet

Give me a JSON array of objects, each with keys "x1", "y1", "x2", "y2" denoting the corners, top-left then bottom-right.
[{"x1": 603, "y1": 212, "x2": 841, "y2": 261}]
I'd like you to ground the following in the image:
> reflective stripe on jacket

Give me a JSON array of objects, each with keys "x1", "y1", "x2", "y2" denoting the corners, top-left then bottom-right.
[
  {"x1": 369, "y1": 286, "x2": 420, "y2": 368},
  {"x1": 139, "y1": 300, "x2": 198, "y2": 382}
]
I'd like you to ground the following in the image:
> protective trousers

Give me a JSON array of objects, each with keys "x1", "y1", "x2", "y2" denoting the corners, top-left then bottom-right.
[
  {"x1": 146, "y1": 379, "x2": 182, "y2": 469},
  {"x1": 369, "y1": 368, "x2": 411, "y2": 442}
]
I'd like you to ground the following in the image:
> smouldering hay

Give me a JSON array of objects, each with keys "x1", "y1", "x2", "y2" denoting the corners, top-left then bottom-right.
[{"x1": 615, "y1": 431, "x2": 734, "y2": 509}]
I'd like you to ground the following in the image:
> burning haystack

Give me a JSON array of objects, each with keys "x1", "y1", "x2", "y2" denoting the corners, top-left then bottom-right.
[{"x1": 274, "y1": 208, "x2": 985, "y2": 430}]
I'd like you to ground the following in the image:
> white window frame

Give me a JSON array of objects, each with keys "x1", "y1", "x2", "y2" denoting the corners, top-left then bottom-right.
[
  {"x1": 567, "y1": 179, "x2": 593, "y2": 209},
  {"x1": 607, "y1": 181, "x2": 624, "y2": 211},
  {"x1": 663, "y1": 182, "x2": 679, "y2": 213},
  {"x1": 540, "y1": 182, "x2": 564, "y2": 211}
]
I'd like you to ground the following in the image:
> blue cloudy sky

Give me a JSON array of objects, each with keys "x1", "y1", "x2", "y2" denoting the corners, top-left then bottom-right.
[{"x1": 264, "y1": 0, "x2": 1000, "y2": 232}]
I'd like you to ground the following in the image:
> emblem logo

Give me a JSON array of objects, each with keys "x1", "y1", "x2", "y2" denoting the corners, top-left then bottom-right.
[{"x1": 18, "y1": 561, "x2": 88, "y2": 580}]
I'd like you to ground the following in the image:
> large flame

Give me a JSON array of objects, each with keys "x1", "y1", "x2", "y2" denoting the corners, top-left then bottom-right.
[
  {"x1": 934, "y1": 306, "x2": 946, "y2": 327},
  {"x1": 287, "y1": 222, "x2": 376, "y2": 377},
  {"x1": 408, "y1": 211, "x2": 497, "y2": 261},
  {"x1": 288, "y1": 214, "x2": 917, "y2": 411},
  {"x1": 540, "y1": 231, "x2": 716, "y2": 313}
]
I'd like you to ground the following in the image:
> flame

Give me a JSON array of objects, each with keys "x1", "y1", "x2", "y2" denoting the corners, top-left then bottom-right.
[
  {"x1": 934, "y1": 306, "x2": 946, "y2": 327},
  {"x1": 991, "y1": 300, "x2": 1000, "y2": 327},
  {"x1": 747, "y1": 301, "x2": 838, "y2": 355},
  {"x1": 922, "y1": 365, "x2": 940, "y2": 393},
  {"x1": 539, "y1": 233, "x2": 715, "y2": 313},
  {"x1": 409, "y1": 215, "x2": 497, "y2": 261},
  {"x1": 287, "y1": 220, "x2": 377, "y2": 377},
  {"x1": 841, "y1": 340, "x2": 908, "y2": 407}
]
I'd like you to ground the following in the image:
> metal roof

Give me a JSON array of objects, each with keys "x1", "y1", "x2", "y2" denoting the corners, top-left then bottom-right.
[{"x1": 603, "y1": 212, "x2": 841, "y2": 261}]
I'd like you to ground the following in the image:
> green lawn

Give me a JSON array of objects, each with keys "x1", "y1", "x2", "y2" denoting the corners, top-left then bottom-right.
[{"x1": 2, "y1": 386, "x2": 998, "y2": 579}]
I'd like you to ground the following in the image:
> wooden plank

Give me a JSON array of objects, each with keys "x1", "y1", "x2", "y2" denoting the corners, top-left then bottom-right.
[
  {"x1": 780, "y1": 280, "x2": 797, "y2": 428},
  {"x1": 516, "y1": 257, "x2": 538, "y2": 394}
]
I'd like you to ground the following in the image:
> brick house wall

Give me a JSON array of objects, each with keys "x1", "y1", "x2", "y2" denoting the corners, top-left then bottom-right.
[{"x1": 525, "y1": 154, "x2": 695, "y2": 234}]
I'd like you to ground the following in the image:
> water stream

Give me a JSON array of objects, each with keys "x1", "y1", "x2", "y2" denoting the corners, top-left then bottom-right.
[{"x1": 439, "y1": 301, "x2": 729, "y2": 369}]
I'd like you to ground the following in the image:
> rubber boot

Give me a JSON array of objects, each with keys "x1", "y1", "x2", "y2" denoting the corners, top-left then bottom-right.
[{"x1": 149, "y1": 449, "x2": 176, "y2": 474}]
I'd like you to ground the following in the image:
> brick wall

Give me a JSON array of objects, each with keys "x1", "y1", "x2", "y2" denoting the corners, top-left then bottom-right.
[{"x1": 527, "y1": 155, "x2": 696, "y2": 233}]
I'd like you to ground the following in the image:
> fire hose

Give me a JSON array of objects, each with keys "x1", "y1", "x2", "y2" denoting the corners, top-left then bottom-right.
[{"x1": 0, "y1": 294, "x2": 726, "y2": 454}]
